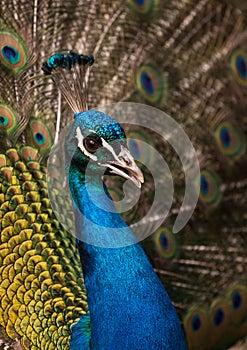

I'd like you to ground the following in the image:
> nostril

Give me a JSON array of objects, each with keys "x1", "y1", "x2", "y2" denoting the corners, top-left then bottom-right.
[{"x1": 120, "y1": 156, "x2": 131, "y2": 166}]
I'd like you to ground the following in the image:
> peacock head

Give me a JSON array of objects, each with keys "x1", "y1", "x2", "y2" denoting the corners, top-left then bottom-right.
[{"x1": 65, "y1": 110, "x2": 144, "y2": 188}]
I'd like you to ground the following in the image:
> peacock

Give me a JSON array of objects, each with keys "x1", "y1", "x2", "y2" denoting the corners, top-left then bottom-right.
[{"x1": 0, "y1": 0, "x2": 247, "y2": 349}]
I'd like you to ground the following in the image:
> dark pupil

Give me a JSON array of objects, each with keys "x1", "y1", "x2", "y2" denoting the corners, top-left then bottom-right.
[
  {"x1": 88, "y1": 139, "x2": 96, "y2": 148},
  {"x1": 85, "y1": 137, "x2": 100, "y2": 152}
]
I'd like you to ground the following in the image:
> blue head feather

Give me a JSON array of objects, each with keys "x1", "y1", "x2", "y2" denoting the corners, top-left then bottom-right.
[{"x1": 73, "y1": 110, "x2": 126, "y2": 141}]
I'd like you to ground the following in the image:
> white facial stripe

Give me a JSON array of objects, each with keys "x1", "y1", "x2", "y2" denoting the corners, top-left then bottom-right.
[
  {"x1": 88, "y1": 128, "x2": 122, "y2": 161},
  {"x1": 100, "y1": 137, "x2": 120, "y2": 161},
  {"x1": 75, "y1": 127, "x2": 123, "y2": 162},
  {"x1": 75, "y1": 127, "x2": 97, "y2": 161}
]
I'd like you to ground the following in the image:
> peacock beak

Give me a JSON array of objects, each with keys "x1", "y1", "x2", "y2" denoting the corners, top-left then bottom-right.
[{"x1": 99, "y1": 146, "x2": 144, "y2": 188}]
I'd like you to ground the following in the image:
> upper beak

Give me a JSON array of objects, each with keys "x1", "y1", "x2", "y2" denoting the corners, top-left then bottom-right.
[{"x1": 99, "y1": 146, "x2": 144, "y2": 188}]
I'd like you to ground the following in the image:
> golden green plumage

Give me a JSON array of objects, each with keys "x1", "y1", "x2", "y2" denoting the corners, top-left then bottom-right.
[{"x1": 0, "y1": 147, "x2": 87, "y2": 349}]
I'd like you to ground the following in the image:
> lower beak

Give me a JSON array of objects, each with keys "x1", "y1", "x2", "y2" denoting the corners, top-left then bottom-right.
[{"x1": 99, "y1": 148, "x2": 144, "y2": 188}]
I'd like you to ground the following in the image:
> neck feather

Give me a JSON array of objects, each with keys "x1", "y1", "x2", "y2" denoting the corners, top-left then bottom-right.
[
  {"x1": 69, "y1": 166, "x2": 138, "y2": 247},
  {"x1": 69, "y1": 165, "x2": 187, "y2": 350}
]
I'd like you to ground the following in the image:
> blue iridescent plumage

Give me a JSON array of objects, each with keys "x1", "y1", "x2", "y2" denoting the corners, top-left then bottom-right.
[
  {"x1": 2, "y1": 45, "x2": 20, "y2": 64},
  {"x1": 230, "y1": 50, "x2": 247, "y2": 86},
  {"x1": 0, "y1": 29, "x2": 29, "y2": 72},
  {"x1": 42, "y1": 51, "x2": 94, "y2": 75},
  {"x1": 66, "y1": 111, "x2": 187, "y2": 349},
  {"x1": 232, "y1": 292, "x2": 242, "y2": 310}
]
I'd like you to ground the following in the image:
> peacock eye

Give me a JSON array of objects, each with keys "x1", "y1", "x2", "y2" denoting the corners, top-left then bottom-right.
[{"x1": 83, "y1": 135, "x2": 102, "y2": 153}]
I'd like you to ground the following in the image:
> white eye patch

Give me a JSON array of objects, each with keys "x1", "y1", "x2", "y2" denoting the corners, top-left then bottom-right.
[
  {"x1": 75, "y1": 127, "x2": 122, "y2": 162},
  {"x1": 100, "y1": 136, "x2": 120, "y2": 161},
  {"x1": 75, "y1": 127, "x2": 98, "y2": 161}
]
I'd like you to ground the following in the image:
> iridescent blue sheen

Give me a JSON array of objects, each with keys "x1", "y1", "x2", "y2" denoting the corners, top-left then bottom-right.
[
  {"x1": 192, "y1": 315, "x2": 201, "y2": 332},
  {"x1": 141, "y1": 71, "x2": 154, "y2": 94},
  {"x1": 236, "y1": 55, "x2": 247, "y2": 78},
  {"x1": 44, "y1": 52, "x2": 94, "y2": 74},
  {"x1": 129, "y1": 139, "x2": 141, "y2": 159},
  {"x1": 74, "y1": 111, "x2": 126, "y2": 143},
  {"x1": 69, "y1": 110, "x2": 187, "y2": 349},
  {"x1": 47, "y1": 53, "x2": 64, "y2": 69},
  {"x1": 160, "y1": 233, "x2": 169, "y2": 250},
  {"x1": 2, "y1": 45, "x2": 20, "y2": 64},
  {"x1": 214, "y1": 308, "x2": 224, "y2": 326},
  {"x1": 0, "y1": 115, "x2": 8, "y2": 126},
  {"x1": 134, "y1": 0, "x2": 145, "y2": 5},
  {"x1": 220, "y1": 127, "x2": 231, "y2": 147},
  {"x1": 34, "y1": 132, "x2": 46, "y2": 145},
  {"x1": 232, "y1": 291, "x2": 242, "y2": 310},
  {"x1": 200, "y1": 176, "x2": 209, "y2": 195}
]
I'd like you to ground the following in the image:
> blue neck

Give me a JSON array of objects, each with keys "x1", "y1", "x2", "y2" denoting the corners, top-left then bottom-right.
[
  {"x1": 69, "y1": 166, "x2": 138, "y2": 247},
  {"x1": 69, "y1": 166, "x2": 187, "y2": 349}
]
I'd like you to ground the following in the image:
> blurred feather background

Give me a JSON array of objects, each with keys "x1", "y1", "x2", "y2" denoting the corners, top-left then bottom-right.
[{"x1": 0, "y1": 0, "x2": 246, "y2": 349}]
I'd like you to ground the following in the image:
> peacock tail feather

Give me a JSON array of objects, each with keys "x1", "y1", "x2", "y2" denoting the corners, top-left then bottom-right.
[{"x1": 0, "y1": 0, "x2": 246, "y2": 349}]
